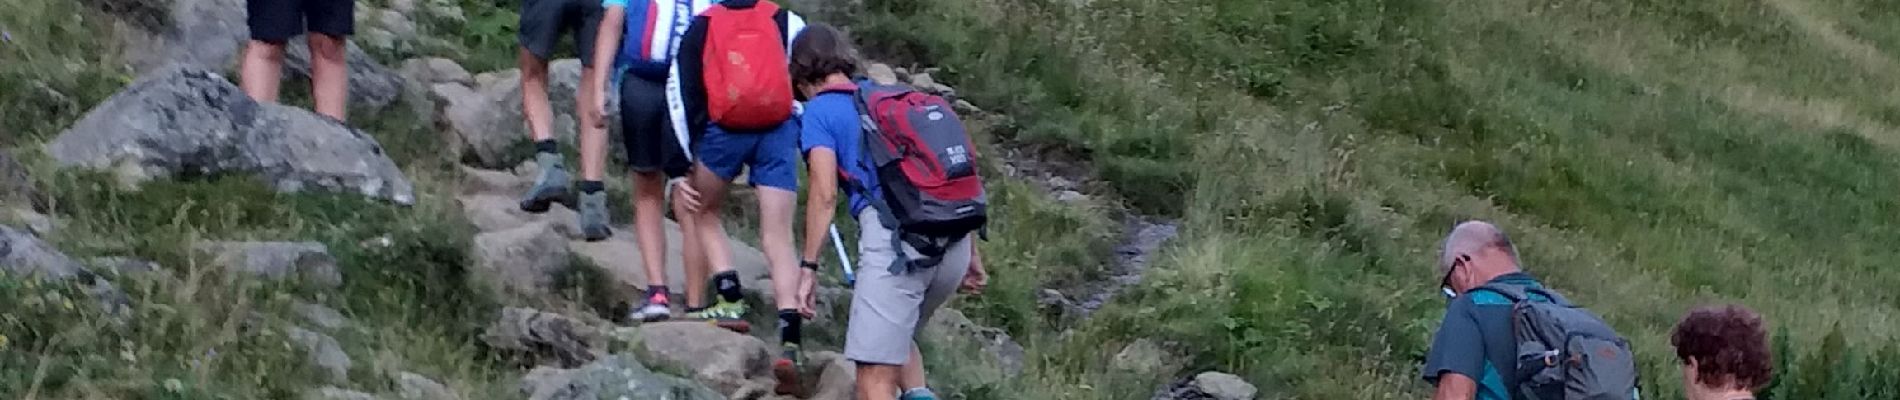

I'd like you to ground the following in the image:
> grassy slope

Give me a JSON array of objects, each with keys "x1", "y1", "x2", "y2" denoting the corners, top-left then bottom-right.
[{"x1": 845, "y1": 0, "x2": 1900, "y2": 398}]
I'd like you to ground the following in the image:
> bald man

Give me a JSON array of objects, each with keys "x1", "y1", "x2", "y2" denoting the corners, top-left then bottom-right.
[{"x1": 1422, "y1": 221, "x2": 1545, "y2": 400}]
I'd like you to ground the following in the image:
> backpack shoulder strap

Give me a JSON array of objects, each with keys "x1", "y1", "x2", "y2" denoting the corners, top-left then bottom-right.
[{"x1": 1472, "y1": 282, "x2": 1531, "y2": 303}]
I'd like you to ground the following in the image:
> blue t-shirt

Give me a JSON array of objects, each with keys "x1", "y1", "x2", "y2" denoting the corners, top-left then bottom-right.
[
  {"x1": 799, "y1": 84, "x2": 877, "y2": 218},
  {"x1": 1422, "y1": 272, "x2": 1548, "y2": 400}
]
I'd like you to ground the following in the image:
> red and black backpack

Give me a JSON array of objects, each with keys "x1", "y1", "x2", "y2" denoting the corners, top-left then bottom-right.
[{"x1": 855, "y1": 82, "x2": 988, "y2": 269}]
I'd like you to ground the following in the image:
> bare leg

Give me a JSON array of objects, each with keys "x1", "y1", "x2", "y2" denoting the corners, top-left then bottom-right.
[
  {"x1": 900, "y1": 345, "x2": 926, "y2": 390},
  {"x1": 239, "y1": 40, "x2": 288, "y2": 103},
  {"x1": 674, "y1": 181, "x2": 710, "y2": 308},
  {"x1": 856, "y1": 364, "x2": 902, "y2": 400},
  {"x1": 757, "y1": 187, "x2": 801, "y2": 310},
  {"x1": 578, "y1": 66, "x2": 608, "y2": 182},
  {"x1": 634, "y1": 172, "x2": 669, "y2": 288},
  {"x1": 519, "y1": 48, "x2": 555, "y2": 142},
  {"x1": 691, "y1": 164, "x2": 736, "y2": 276},
  {"x1": 306, "y1": 33, "x2": 350, "y2": 121}
]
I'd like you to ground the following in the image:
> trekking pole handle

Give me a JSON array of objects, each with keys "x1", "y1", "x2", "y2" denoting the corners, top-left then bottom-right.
[{"x1": 829, "y1": 224, "x2": 855, "y2": 286}]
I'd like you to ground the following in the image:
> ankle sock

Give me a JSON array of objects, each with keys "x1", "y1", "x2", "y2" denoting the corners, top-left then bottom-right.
[
  {"x1": 777, "y1": 309, "x2": 802, "y2": 348},
  {"x1": 713, "y1": 271, "x2": 744, "y2": 303},
  {"x1": 645, "y1": 285, "x2": 669, "y2": 301},
  {"x1": 535, "y1": 139, "x2": 559, "y2": 154},
  {"x1": 579, "y1": 180, "x2": 605, "y2": 194}
]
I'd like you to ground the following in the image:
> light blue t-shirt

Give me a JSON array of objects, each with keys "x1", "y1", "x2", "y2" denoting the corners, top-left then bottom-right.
[{"x1": 799, "y1": 84, "x2": 877, "y2": 218}]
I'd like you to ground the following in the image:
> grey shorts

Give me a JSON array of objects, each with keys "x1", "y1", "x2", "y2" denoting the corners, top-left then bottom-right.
[{"x1": 844, "y1": 209, "x2": 973, "y2": 365}]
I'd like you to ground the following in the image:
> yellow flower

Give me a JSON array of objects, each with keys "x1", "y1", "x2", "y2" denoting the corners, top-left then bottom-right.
[{"x1": 0, "y1": 334, "x2": 10, "y2": 350}]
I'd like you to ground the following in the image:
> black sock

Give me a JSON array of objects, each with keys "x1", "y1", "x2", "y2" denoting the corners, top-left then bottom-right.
[
  {"x1": 777, "y1": 309, "x2": 802, "y2": 347},
  {"x1": 579, "y1": 180, "x2": 605, "y2": 194},
  {"x1": 535, "y1": 140, "x2": 559, "y2": 154},
  {"x1": 713, "y1": 271, "x2": 744, "y2": 303}
]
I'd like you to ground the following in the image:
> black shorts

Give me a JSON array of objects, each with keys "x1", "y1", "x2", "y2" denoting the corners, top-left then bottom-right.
[
  {"x1": 518, "y1": 0, "x2": 602, "y2": 66},
  {"x1": 247, "y1": 0, "x2": 354, "y2": 43},
  {"x1": 620, "y1": 74, "x2": 691, "y2": 179}
]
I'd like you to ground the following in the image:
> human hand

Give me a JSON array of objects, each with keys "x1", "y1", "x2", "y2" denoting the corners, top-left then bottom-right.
[
  {"x1": 960, "y1": 256, "x2": 988, "y2": 295},
  {"x1": 796, "y1": 265, "x2": 819, "y2": 319},
  {"x1": 669, "y1": 178, "x2": 702, "y2": 213}
]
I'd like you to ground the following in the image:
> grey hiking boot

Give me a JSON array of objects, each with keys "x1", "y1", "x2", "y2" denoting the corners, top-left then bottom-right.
[
  {"x1": 577, "y1": 190, "x2": 612, "y2": 241},
  {"x1": 519, "y1": 152, "x2": 574, "y2": 213}
]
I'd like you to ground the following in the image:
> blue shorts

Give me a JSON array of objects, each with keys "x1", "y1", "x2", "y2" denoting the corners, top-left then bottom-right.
[{"x1": 697, "y1": 120, "x2": 800, "y2": 191}]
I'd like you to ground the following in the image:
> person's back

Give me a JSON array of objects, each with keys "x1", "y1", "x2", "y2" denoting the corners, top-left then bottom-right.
[{"x1": 1422, "y1": 221, "x2": 1545, "y2": 400}]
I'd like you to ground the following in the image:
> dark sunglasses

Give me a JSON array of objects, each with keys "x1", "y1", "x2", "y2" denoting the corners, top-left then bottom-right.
[{"x1": 1440, "y1": 254, "x2": 1470, "y2": 299}]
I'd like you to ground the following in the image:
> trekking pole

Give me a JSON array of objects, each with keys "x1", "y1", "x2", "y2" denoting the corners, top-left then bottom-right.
[{"x1": 829, "y1": 224, "x2": 855, "y2": 287}]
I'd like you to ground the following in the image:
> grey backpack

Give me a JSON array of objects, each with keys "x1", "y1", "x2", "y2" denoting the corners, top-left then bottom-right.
[{"x1": 1476, "y1": 283, "x2": 1641, "y2": 400}]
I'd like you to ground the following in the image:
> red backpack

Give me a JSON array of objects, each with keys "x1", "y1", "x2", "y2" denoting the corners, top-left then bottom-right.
[
  {"x1": 700, "y1": 1, "x2": 793, "y2": 131},
  {"x1": 856, "y1": 83, "x2": 988, "y2": 249}
]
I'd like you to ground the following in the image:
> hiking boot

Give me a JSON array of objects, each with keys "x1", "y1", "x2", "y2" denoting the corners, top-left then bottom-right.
[
  {"x1": 899, "y1": 388, "x2": 940, "y2": 400},
  {"x1": 577, "y1": 190, "x2": 612, "y2": 241},
  {"x1": 518, "y1": 153, "x2": 574, "y2": 213},
  {"x1": 686, "y1": 299, "x2": 751, "y2": 333},
  {"x1": 629, "y1": 291, "x2": 672, "y2": 322},
  {"x1": 773, "y1": 343, "x2": 805, "y2": 396}
]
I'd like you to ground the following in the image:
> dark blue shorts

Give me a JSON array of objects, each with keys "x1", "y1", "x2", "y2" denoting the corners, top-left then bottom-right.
[{"x1": 697, "y1": 121, "x2": 800, "y2": 191}]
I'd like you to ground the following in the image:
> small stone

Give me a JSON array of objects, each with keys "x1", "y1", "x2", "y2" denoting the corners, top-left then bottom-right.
[
  {"x1": 1047, "y1": 176, "x2": 1077, "y2": 190},
  {"x1": 1111, "y1": 338, "x2": 1174, "y2": 374},
  {"x1": 287, "y1": 326, "x2": 353, "y2": 383},
  {"x1": 1056, "y1": 190, "x2": 1088, "y2": 203},
  {"x1": 378, "y1": 10, "x2": 418, "y2": 37},
  {"x1": 396, "y1": 371, "x2": 458, "y2": 400},
  {"x1": 1192, "y1": 372, "x2": 1257, "y2": 400},
  {"x1": 295, "y1": 301, "x2": 350, "y2": 331},
  {"x1": 306, "y1": 387, "x2": 377, "y2": 400},
  {"x1": 194, "y1": 241, "x2": 342, "y2": 288},
  {"x1": 865, "y1": 63, "x2": 899, "y2": 85},
  {"x1": 952, "y1": 99, "x2": 983, "y2": 115}
]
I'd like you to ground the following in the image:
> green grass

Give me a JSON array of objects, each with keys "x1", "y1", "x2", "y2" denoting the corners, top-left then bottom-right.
[{"x1": 844, "y1": 0, "x2": 1900, "y2": 398}]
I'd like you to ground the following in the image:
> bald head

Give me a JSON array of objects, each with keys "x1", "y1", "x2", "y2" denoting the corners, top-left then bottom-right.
[{"x1": 1438, "y1": 220, "x2": 1520, "y2": 276}]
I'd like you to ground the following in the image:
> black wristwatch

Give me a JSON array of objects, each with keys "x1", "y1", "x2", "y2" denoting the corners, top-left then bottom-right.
[{"x1": 801, "y1": 260, "x2": 821, "y2": 270}]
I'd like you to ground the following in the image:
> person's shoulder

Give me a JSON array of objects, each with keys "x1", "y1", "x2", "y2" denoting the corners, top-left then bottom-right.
[{"x1": 805, "y1": 94, "x2": 860, "y2": 121}]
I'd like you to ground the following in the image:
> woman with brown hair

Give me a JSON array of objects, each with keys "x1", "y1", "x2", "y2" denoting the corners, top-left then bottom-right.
[{"x1": 1670, "y1": 304, "x2": 1775, "y2": 400}]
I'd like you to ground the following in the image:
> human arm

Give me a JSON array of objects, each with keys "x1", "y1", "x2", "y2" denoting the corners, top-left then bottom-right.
[
  {"x1": 584, "y1": 3, "x2": 626, "y2": 130},
  {"x1": 800, "y1": 147, "x2": 840, "y2": 265},
  {"x1": 1422, "y1": 300, "x2": 1486, "y2": 400},
  {"x1": 961, "y1": 243, "x2": 987, "y2": 294}
]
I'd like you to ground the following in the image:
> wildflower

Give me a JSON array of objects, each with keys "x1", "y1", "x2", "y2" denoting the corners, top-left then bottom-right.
[
  {"x1": 163, "y1": 378, "x2": 184, "y2": 393},
  {"x1": 0, "y1": 334, "x2": 10, "y2": 350}
]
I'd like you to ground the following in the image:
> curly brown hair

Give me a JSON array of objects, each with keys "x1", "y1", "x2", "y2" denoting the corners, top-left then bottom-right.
[
  {"x1": 789, "y1": 23, "x2": 859, "y2": 89},
  {"x1": 1670, "y1": 304, "x2": 1774, "y2": 390}
]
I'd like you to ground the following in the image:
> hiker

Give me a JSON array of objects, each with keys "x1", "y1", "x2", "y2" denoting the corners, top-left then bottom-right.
[
  {"x1": 1671, "y1": 304, "x2": 1773, "y2": 400},
  {"x1": 1423, "y1": 221, "x2": 1640, "y2": 400},
  {"x1": 515, "y1": 0, "x2": 617, "y2": 241},
  {"x1": 789, "y1": 24, "x2": 989, "y2": 400},
  {"x1": 666, "y1": 0, "x2": 809, "y2": 393},
  {"x1": 239, "y1": 0, "x2": 352, "y2": 121},
  {"x1": 582, "y1": 0, "x2": 720, "y2": 323}
]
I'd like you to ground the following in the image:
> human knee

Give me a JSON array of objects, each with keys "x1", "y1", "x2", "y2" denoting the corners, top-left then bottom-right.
[{"x1": 307, "y1": 35, "x2": 347, "y2": 63}]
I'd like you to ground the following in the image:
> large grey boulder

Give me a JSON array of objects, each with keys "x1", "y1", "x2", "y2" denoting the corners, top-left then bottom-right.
[
  {"x1": 295, "y1": 301, "x2": 351, "y2": 331},
  {"x1": 285, "y1": 37, "x2": 408, "y2": 111},
  {"x1": 925, "y1": 308, "x2": 1025, "y2": 377},
  {"x1": 45, "y1": 68, "x2": 414, "y2": 204},
  {"x1": 287, "y1": 326, "x2": 354, "y2": 384},
  {"x1": 633, "y1": 321, "x2": 777, "y2": 398},
  {"x1": 1153, "y1": 372, "x2": 1258, "y2": 400},
  {"x1": 482, "y1": 307, "x2": 601, "y2": 368},
  {"x1": 0, "y1": 152, "x2": 46, "y2": 212},
  {"x1": 400, "y1": 58, "x2": 474, "y2": 87},
  {"x1": 435, "y1": 60, "x2": 623, "y2": 167},
  {"x1": 114, "y1": 0, "x2": 248, "y2": 72},
  {"x1": 521, "y1": 354, "x2": 723, "y2": 400},
  {"x1": 471, "y1": 221, "x2": 572, "y2": 297},
  {"x1": 0, "y1": 225, "x2": 85, "y2": 279},
  {"x1": 194, "y1": 241, "x2": 342, "y2": 287}
]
